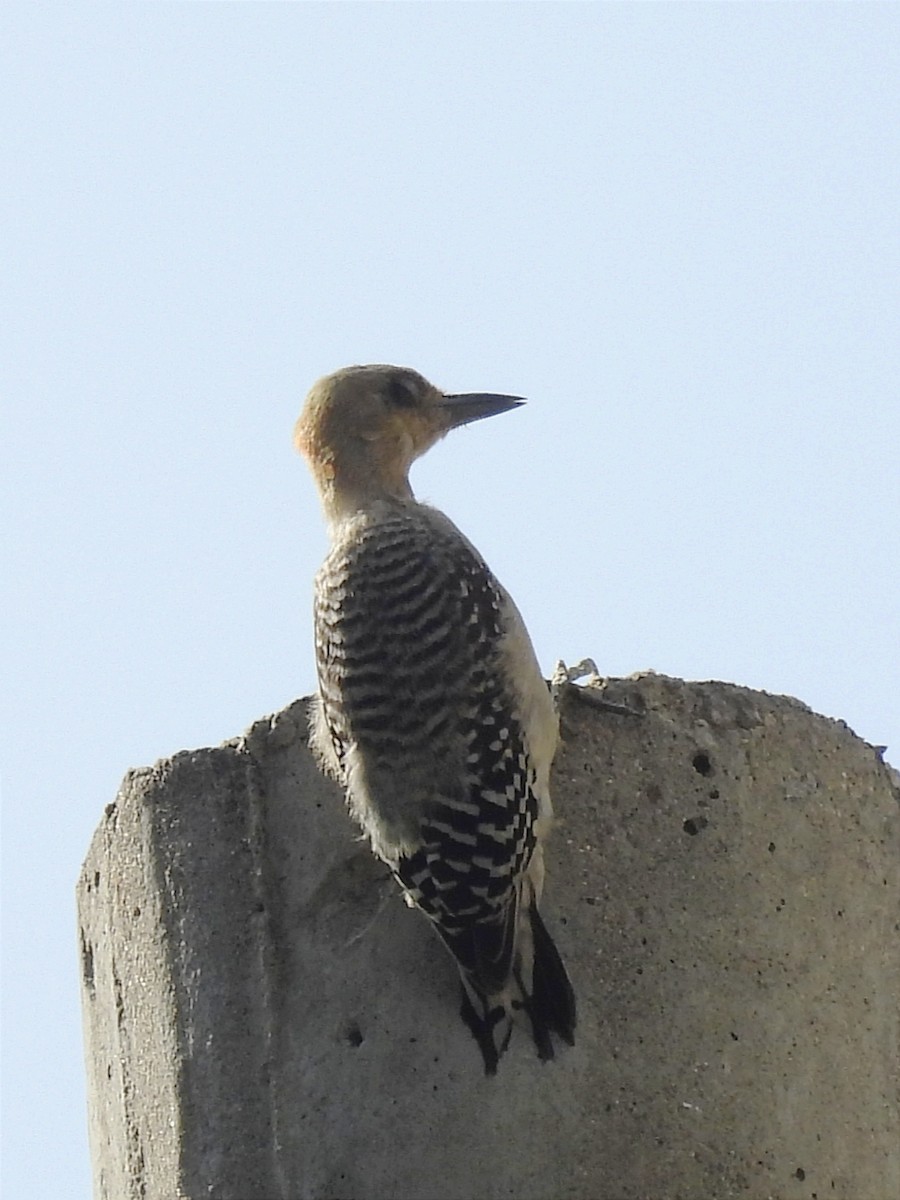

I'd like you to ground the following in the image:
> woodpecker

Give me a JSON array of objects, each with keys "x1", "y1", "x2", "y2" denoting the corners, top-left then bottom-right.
[{"x1": 294, "y1": 363, "x2": 576, "y2": 1073}]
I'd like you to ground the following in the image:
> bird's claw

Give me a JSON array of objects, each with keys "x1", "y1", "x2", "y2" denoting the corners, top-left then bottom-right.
[{"x1": 551, "y1": 658, "x2": 643, "y2": 717}]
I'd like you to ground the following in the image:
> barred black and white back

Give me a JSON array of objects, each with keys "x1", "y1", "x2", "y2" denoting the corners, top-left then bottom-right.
[{"x1": 311, "y1": 503, "x2": 575, "y2": 1072}]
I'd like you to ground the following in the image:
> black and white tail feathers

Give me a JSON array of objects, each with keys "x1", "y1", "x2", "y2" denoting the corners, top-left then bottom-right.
[{"x1": 437, "y1": 890, "x2": 576, "y2": 1075}]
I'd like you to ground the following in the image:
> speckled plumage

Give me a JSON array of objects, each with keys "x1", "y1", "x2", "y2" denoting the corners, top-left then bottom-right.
[{"x1": 297, "y1": 364, "x2": 575, "y2": 1072}]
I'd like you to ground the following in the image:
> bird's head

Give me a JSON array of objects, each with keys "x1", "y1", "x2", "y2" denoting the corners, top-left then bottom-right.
[{"x1": 294, "y1": 364, "x2": 524, "y2": 519}]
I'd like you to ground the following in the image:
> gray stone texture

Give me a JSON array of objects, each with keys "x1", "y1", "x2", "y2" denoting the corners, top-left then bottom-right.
[{"x1": 78, "y1": 674, "x2": 899, "y2": 1200}]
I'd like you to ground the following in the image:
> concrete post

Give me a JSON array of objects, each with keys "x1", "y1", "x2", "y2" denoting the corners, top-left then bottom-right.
[{"x1": 78, "y1": 674, "x2": 899, "y2": 1200}]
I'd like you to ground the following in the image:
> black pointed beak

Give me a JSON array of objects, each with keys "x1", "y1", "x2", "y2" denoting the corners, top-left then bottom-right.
[{"x1": 438, "y1": 392, "x2": 525, "y2": 429}]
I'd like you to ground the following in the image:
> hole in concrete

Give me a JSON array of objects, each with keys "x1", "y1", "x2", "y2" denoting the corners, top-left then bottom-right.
[
  {"x1": 94, "y1": 871, "x2": 101, "y2": 889},
  {"x1": 768, "y1": 842, "x2": 776, "y2": 853},
  {"x1": 692, "y1": 752, "x2": 712, "y2": 776},
  {"x1": 709, "y1": 788, "x2": 720, "y2": 799},
  {"x1": 343, "y1": 1021, "x2": 364, "y2": 1048},
  {"x1": 682, "y1": 816, "x2": 708, "y2": 836},
  {"x1": 794, "y1": 1167, "x2": 806, "y2": 1180}
]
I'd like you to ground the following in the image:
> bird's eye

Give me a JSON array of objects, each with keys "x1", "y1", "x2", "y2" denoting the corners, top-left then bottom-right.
[{"x1": 385, "y1": 376, "x2": 419, "y2": 408}]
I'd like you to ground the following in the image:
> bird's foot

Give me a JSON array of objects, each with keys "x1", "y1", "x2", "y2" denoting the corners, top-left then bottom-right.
[{"x1": 551, "y1": 658, "x2": 643, "y2": 717}]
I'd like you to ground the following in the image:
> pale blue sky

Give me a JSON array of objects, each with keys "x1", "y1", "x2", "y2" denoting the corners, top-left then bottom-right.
[{"x1": 3, "y1": 5, "x2": 898, "y2": 1196}]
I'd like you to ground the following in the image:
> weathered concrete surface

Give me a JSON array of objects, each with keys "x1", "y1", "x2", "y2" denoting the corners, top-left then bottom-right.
[{"x1": 78, "y1": 674, "x2": 899, "y2": 1200}]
